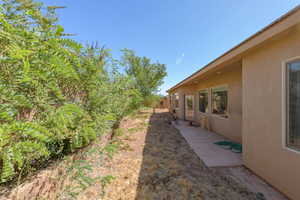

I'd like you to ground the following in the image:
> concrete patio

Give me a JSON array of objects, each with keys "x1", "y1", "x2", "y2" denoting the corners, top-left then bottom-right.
[
  {"x1": 172, "y1": 120, "x2": 288, "y2": 200},
  {"x1": 172, "y1": 120, "x2": 243, "y2": 167}
]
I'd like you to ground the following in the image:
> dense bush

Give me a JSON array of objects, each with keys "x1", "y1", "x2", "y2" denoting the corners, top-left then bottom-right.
[{"x1": 0, "y1": 0, "x2": 153, "y2": 183}]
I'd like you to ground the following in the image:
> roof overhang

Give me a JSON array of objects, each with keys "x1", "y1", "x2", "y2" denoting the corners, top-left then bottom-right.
[{"x1": 167, "y1": 5, "x2": 300, "y2": 93}]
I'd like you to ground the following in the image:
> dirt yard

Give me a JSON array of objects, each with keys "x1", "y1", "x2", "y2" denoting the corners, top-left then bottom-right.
[
  {"x1": 0, "y1": 109, "x2": 261, "y2": 200},
  {"x1": 101, "y1": 109, "x2": 259, "y2": 200}
]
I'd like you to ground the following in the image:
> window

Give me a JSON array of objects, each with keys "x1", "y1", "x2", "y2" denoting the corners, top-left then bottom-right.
[
  {"x1": 186, "y1": 95, "x2": 193, "y2": 110},
  {"x1": 199, "y1": 90, "x2": 209, "y2": 113},
  {"x1": 212, "y1": 86, "x2": 228, "y2": 118},
  {"x1": 173, "y1": 93, "x2": 179, "y2": 108},
  {"x1": 286, "y1": 60, "x2": 300, "y2": 151}
]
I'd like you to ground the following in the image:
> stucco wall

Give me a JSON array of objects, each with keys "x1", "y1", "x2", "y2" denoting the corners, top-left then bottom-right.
[
  {"x1": 194, "y1": 64, "x2": 243, "y2": 143},
  {"x1": 170, "y1": 64, "x2": 243, "y2": 143},
  {"x1": 243, "y1": 26, "x2": 300, "y2": 200}
]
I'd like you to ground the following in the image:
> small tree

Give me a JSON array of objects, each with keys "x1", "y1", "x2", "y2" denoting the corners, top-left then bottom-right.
[
  {"x1": 143, "y1": 95, "x2": 161, "y2": 113},
  {"x1": 121, "y1": 49, "x2": 167, "y2": 109}
]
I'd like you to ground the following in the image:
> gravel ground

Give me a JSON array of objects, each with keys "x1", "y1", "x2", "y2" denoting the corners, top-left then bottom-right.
[{"x1": 102, "y1": 109, "x2": 259, "y2": 200}]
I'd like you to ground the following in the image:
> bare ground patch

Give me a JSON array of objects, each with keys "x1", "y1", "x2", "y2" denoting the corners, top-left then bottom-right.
[
  {"x1": 101, "y1": 109, "x2": 259, "y2": 200},
  {"x1": 0, "y1": 109, "x2": 260, "y2": 200}
]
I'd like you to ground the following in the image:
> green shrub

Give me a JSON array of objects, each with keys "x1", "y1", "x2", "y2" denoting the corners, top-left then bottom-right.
[
  {"x1": 0, "y1": 122, "x2": 51, "y2": 182},
  {"x1": 0, "y1": 0, "x2": 141, "y2": 183},
  {"x1": 0, "y1": 0, "x2": 165, "y2": 183}
]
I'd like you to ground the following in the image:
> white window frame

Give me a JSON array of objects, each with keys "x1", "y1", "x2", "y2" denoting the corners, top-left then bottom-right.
[
  {"x1": 198, "y1": 89, "x2": 209, "y2": 114},
  {"x1": 211, "y1": 85, "x2": 229, "y2": 119},
  {"x1": 282, "y1": 56, "x2": 300, "y2": 154}
]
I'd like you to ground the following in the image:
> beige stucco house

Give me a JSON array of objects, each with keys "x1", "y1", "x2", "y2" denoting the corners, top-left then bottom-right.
[
  {"x1": 167, "y1": 6, "x2": 300, "y2": 200},
  {"x1": 157, "y1": 96, "x2": 170, "y2": 109}
]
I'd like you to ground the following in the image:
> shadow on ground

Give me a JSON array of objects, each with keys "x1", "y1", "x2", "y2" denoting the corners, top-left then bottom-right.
[{"x1": 135, "y1": 110, "x2": 259, "y2": 200}]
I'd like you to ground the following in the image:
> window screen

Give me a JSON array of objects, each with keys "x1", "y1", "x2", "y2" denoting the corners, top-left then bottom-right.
[
  {"x1": 199, "y1": 90, "x2": 208, "y2": 113},
  {"x1": 174, "y1": 93, "x2": 179, "y2": 108},
  {"x1": 287, "y1": 60, "x2": 300, "y2": 150},
  {"x1": 212, "y1": 86, "x2": 228, "y2": 118},
  {"x1": 186, "y1": 95, "x2": 193, "y2": 110}
]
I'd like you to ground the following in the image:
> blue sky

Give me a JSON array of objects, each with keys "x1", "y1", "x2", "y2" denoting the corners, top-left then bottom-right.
[{"x1": 41, "y1": 0, "x2": 300, "y2": 95}]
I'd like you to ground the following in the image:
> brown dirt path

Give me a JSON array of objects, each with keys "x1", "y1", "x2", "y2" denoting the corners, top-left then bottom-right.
[{"x1": 102, "y1": 109, "x2": 259, "y2": 200}]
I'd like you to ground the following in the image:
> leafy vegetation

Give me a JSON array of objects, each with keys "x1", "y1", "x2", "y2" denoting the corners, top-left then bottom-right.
[
  {"x1": 65, "y1": 159, "x2": 99, "y2": 198},
  {"x1": 122, "y1": 49, "x2": 167, "y2": 107},
  {"x1": 0, "y1": 0, "x2": 166, "y2": 184}
]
